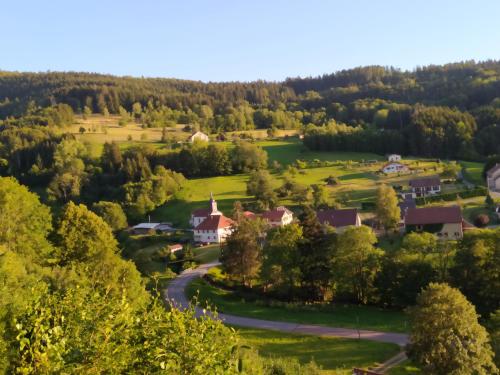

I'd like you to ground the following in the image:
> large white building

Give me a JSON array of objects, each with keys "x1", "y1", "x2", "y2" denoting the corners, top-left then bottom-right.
[
  {"x1": 191, "y1": 194, "x2": 234, "y2": 244},
  {"x1": 188, "y1": 131, "x2": 209, "y2": 143}
]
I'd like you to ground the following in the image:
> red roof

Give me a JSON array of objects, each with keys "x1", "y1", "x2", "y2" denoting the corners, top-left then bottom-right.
[
  {"x1": 243, "y1": 211, "x2": 256, "y2": 218},
  {"x1": 261, "y1": 206, "x2": 292, "y2": 221},
  {"x1": 316, "y1": 209, "x2": 359, "y2": 227},
  {"x1": 169, "y1": 244, "x2": 183, "y2": 251},
  {"x1": 192, "y1": 208, "x2": 212, "y2": 217},
  {"x1": 194, "y1": 215, "x2": 234, "y2": 231},
  {"x1": 409, "y1": 177, "x2": 441, "y2": 188},
  {"x1": 405, "y1": 206, "x2": 462, "y2": 225}
]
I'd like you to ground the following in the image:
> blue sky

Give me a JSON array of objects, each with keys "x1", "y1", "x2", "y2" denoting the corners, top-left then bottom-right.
[{"x1": 2, "y1": 0, "x2": 500, "y2": 81}]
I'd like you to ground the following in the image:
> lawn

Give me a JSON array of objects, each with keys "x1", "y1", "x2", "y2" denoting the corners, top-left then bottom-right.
[
  {"x1": 236, "y1": 327, "x2": 401, "y2": 375},
  {"x1": 187, "y1": 278, "x2": 409, "y2": 333},
  {"x1": 387, "y1": 360, "x2": 422, "y2": 374},
  {"x1": 460, "y1": 161, "x2": 485, "y2": 186}
]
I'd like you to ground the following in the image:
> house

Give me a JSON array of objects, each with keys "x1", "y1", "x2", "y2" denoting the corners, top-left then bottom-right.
[
  {"x1": 387, "y1": 154, "x2": 402, "y2": 162},
  {"x1": 188, "y1": 131, "x2": 209, "y2": 143},
  {"x1": 487, "y1": 164, "x2": 500, "y2": 195},
  {"x1": 409, "y1": 177, "x2": 441, "y2": 197},
  {"x1": 261, "y1": 206, "x2": 294, "y2": 227},
  {"x1": 168, "y1": 244, "x2": 183, "y2": 253},
  {"x1": 398, "y1": 196, "x2": 416, "y2": 221},
  {"x1": 404, "y1": 206, "x2": 464, "y2": 240},
  {"x1": 191, "y1": 194, "x2": 234, "y2": 243},
  {"x1": 381, "y1": 162, "x2": 409, "y2": 174},
  {"x1": 132, "y1": 222, "x2": 161, "y2": 235},
  {"x1": 496, "y1": 206, "x2": 500, "y2": 219},
  {"x1": 316, "y1": 208, "x2": 361, "y2": 233}
]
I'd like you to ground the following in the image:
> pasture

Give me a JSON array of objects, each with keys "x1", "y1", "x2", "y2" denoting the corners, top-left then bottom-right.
[
  {"x1": 237, "y1": 327, "x2": 401, "y2": 375},
  {"x1": 187, "y1": 277, "x2": 409, "y2": 333}
]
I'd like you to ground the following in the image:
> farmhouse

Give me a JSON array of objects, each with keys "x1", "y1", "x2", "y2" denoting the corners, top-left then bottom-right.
[
  {"x1": 188, "y1": 131, "x2": 209, "y2": 143},
  {"x1": 387, "y1": 154, "x2": 402, "y2": 162},
  {"x1": 487, "y1": 164, "x2": 500, "y2": 195},
  {"x1": 404, "y1": 205, "x2": 463, "y2": 240},
  {"x1": 381, "y1": 162, "x2": 409, "y2": 174},
  {"x1": 191, "y1": 194, "x2": 234, "y2": 243},
  {"x1": 316, "y1": 208, "x2": 361, "y2": 233},
  {"x1": 131, "y1": 222, "x2": 174, "y2": 234},
  {"x1": 261, "y1": 206, "x2": 294, "y2": 227},
  {"x1": 409, "y1": 176, "x2": 441, "y2": 197}
]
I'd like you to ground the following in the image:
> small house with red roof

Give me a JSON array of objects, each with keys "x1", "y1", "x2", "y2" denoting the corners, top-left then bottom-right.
[
  {"x1": 316, "y1": 208, "x2": 361, "y2": 233},
  {"x1": 191, "y1": 193, "x2": 234, "y2": 243},
  {"x1": 404, "y1": 205, "x2": 464, "y2": 239},
  {"x1": 261, "y1": 206, "x2": 293, "y2": 227}
]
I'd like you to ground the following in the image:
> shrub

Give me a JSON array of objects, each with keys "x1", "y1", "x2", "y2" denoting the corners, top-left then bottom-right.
[{"x1": 474, "y1": 214, "x2": 490, "y2": 227}]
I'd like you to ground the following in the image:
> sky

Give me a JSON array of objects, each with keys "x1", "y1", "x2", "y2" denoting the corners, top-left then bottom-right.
[{"x1": 1, "y1": 0, "x2": 500, "y2": 82}]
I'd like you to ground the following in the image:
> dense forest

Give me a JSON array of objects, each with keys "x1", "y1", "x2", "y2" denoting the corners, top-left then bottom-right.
[{"x1": 1, "y1": 60, "x2": 500, "y2": 159}]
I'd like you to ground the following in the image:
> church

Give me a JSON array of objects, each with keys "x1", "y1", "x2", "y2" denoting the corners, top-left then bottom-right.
[{"x1": 190, "y1": 194, "x2": 234, "y2": 244}]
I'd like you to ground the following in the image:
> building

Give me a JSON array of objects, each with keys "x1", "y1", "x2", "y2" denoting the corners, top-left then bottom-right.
[
  {"x1": 387, "y1": 154, "x2": 402, "y2": 162},
  {"x1": 188, "y1": 131, "x2": 209, "y2": 143},
  {"x1": 316, "y1": 208, "x2": 361, "y2": 233},
  {"x1": 496, "y1": 206, "x2": 500, "y2": 219},
  {"x1": 193, "y1": 214, "x2": 234, "y2": 244},
  {"x1": 409, "y1": 177, "x2": 441, "y2": 197},
  {"x1": 168, "y1": 244, "x2": 183, "y2": 253},
  {"x1": 132, "y1": 222, "x2": 161, "y2": 235},
  {"x1": 261, "y1": 206, "x2": 294, "y2": 227},
  {"x1": 381, "y1": 162, "x2": 409, "y2": 174},
  {"x1": 404, "y1": 205, "x2": 464, "y2": 240},
  {"x1": 487, "y1": 164, "x2": 500, "y2": 195},
  {"x1": 191, "y1": 193, "x2": 234, "y2": 243},
  {"x1": 131, "y1": 222, "x2": 174, "y2": 235},
  {"x1": 398, "y1": 196, "x2": 416, "y2": 221}
]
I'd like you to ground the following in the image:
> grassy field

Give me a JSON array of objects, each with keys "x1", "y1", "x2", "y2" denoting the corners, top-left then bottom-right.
[
  {"x1": 187, "y1": 278, "x2": 409, "y2": 333},
  {"x1": 237, "y1": 327, "x2": 401, "y2": 375},
  {"x1": 461, "y1": 161, "x2": 485, "y2": 185},
  {"x1": 387, "y1": 360, "x2": 422, "y2": 374}
]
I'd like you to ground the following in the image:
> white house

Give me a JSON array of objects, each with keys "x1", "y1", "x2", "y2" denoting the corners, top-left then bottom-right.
[
  {"x1": 191, "y1": 193, "x2": 234, "y2": 243},
  {"x1": 387, "y1": 154, "x2": 402, "y2": 162},
  {"x1": 409, "y1": 177, "x2": 441, "y2": 197},
  {"x1": 168, "y1": 244, "x2": 183, "y2": 253},
  {"x1": 316, "y1": 208, "x2": 361, "y2": 233},
  {"x1": 188, "y1": 131, "x2": 209, "y2": 143},
  {"x1": 487, "y1": 164, "x2": 500, "y2": 196},
  {"x1": 381, "y1": 162, "x2": 409, "y2": 174},
  {"x1": 404, "y1": 206, "x2": 464, "y2": 240},
  {"x1": 261, "y1": 206, "x2": 293, "y2": 227}
]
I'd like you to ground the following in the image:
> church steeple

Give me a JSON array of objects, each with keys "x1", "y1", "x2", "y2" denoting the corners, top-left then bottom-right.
[{"x1": 210, "y1": 192, "x2": 218, "y2": 214}]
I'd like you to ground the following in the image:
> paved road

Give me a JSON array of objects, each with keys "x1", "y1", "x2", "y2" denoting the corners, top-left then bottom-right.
[{"x1": 165, "y1": 262, "x2": 409, "y2": 347}]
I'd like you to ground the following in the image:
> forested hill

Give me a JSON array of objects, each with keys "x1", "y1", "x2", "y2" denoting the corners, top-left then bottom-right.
[{"x1": 1, "y1": 60, "x2": 500, "y2": 117}]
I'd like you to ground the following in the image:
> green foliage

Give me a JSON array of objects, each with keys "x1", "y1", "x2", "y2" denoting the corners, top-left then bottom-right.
[
  {"x1": 91, "y1": 200, "x2": 128, "y2": 231},
  {"x1": 376, "y1": 184, "x2": 401, "y2": 232},
  {"x1": 408, "y1": 283, "x2": 498, "y2": 375},
  {"x1": 246, "y1": 169, "x2": 277, "y2": 210},
  {"x1": 0, "y1": 177, "x2": 53, "y2": 262},
  {"x1": 414, "y1": 186, "x2": 487, "y2": 205}
]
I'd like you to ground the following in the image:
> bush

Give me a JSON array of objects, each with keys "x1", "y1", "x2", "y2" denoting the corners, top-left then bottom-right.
[
  {"x1": 415, "y1": 187, "x2": 487, "y2": 205},
  {"x1": 474, "y1": 214, "x2": 490, "y2": 227}
]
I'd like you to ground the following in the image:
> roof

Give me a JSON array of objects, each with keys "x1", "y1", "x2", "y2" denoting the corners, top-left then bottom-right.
[
  {"x1": 487, "y1": 164, "x2": 500, "y2": 177},
  {"x1": 409, "y1": 176, "x2": 441, "y2": 188},
  {"x1": 316, "y1": 209, "x2": 359, "y2": 227},
  {"x1": 388, "y1": 154, "x2": 401, "y2": 157},
  {"x1": 405, "y1": 206, "x2": 462, "y2": 225},
  {"x1": 133, "y1": 223, "x2": 160, "y2": 229},
  {"x1": 169, "y1": 244, "x2": 183, "y2": 251},
  {"x1": 188, "y1": 131, "x2": 208, "y2": 140},
  {"x1": 399, "y1": 198, "x2": 416, "y2": 219},
  {"x1": 382, "y1": 162, "x2": 407, "y2": 169},
  {"x1": 192, "y1": 208, "x2": 212, "y2": 217},
  {"x1": 261, "y1": 206, "x2": 293, "y2": 222},
  {"x1": 243, "y1": 211, "x2": 256, "y2": 218},
  {"x1": 194, "y1": 214, "x2": 234, "y2": 231}
]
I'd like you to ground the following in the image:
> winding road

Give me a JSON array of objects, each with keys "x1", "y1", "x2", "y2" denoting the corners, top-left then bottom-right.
[{"x1": 165, "y1": 262, "x2": 409, "y2": 347}]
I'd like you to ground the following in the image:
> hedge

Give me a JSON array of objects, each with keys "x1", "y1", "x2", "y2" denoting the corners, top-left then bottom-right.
[{"x1": 415, "y1": 186, "x2": 487, "y2": 205}]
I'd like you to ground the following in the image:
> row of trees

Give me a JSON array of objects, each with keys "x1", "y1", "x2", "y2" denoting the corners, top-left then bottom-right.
[{"x1": 221, "y1": 205, "x2": 500, "y2": 317}]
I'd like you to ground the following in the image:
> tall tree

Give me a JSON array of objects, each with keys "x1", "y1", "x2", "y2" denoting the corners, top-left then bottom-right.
[
  {"x1": 375, "y1": 184, "x2": 400, "y2": 233},
  {"x1": 246, "y1": 169, "x2": 277, "y2": 210},
  {"x1": 408, "y1": 283, "x2": 497, "y2": 375}
]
